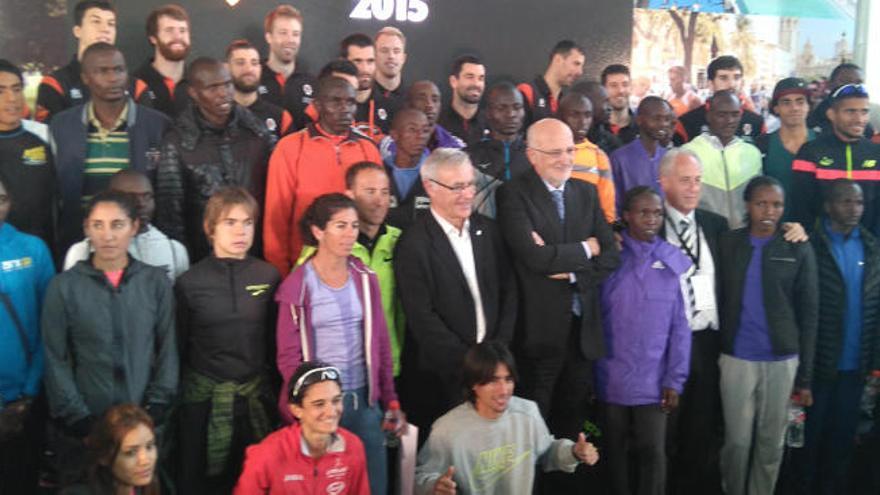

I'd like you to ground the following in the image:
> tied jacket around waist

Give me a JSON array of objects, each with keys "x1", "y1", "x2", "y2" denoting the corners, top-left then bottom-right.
[{"x1": 718, "y1": 229, "x2": 819, "y2": 388}]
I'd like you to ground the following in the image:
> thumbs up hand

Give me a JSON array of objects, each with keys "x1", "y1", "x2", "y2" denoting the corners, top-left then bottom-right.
[
  {"x1": 572, "y1": 432, "x2": 599, "y2": 466},
  {"x1": 433, "y1": 466, "x2": 457, "y2": 495}
]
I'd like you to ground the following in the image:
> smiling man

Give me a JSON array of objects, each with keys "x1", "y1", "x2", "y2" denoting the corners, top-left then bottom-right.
[
  {"x1": 154, "y1": 57, "x2": 277, "y2": 262},
  {"x1": 518, "y1": 41, "x2": 585, "y2": 125},
  {"x1": 133, "y1": 4, "x2": 192, "y2": 117},
  {"x1": 49, "y1": 43, "x2": 169, "y2": 254},
  {"x1": 791, "y1": 83, "x2": 880, "y2": 235},
  {"x1": 756, "y1": 78, "x2": 815, "y2": 198},
  {"x1": 226, "y1": 39, "x2": 293, "y2": 138},
  {"x1": 682, "y1": 90, "x2": 763, "y2": 228},
  {"x1": 439, "y1": 55, "x2": 489, "y2": 146},
  {"x1": 415, "y1": 341, "x2": 598, "y2": 495},
  {"x1": 374, "y1": 27, "x2": 408, "y2": 100}
]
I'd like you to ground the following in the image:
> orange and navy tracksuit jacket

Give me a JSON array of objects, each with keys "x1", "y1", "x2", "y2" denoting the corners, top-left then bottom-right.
[
  {"x1": 132, "y1": 60, "x2": 191, "y2": 118},
  {"x1": 790, "y1": 132, "x2": 880, "y2": 234},
  {"x1": 35, "y1": 57, "x2": 87, "y2": 123},
  {"x1": 517, "y1": 75, "x2": 558, "y2": 126},
  {"x1": 571, "y1": 138, "x2": 617, "y2": 223},
  {"x1": 262, "y1": 124, "x2": 381, "y2": 274}
]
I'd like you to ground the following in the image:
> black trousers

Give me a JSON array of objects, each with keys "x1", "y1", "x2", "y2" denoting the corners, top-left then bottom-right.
[
  {"x1": 517, "y1": 316, "x2": 593, "y2": 440},
  {"x1": 604, "y1": 403, "x2": 668, "y2": 495},
  {"x1": 667, "y1": 330, "x2": 723, "y2": 495},
  {"x1": 0, "y1": 394, "x2": 46, "y2": 494},
  {"x1": 177, "y1": 397, "x2": 260, "y2": 495}
]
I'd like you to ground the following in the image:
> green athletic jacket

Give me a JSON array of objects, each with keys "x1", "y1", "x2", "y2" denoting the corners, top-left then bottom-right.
[
  {"x1": 683, "y1": 133, "x2": 763, "y2": 229},
  {"x1": 297, "y1": 225, "x2": 405, "y2": 375}
]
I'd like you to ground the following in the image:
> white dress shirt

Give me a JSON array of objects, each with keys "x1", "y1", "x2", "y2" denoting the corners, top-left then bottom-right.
[
  {"x1": 431, "y1": 208, "x2": 487, "y2": 342},
  {"x1": 665, "y1": 206, "x2": 719, "y2": 331}
]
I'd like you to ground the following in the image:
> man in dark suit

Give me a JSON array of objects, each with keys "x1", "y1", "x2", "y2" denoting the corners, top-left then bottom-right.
[
  {"x1": 657, "y1": 148, "x2": 727, "y2": 495},
  {"x1": 394, "y1": 147, "x2": 517, "y2": 440},
  {"x1": 496, "y1": 118, "x2": 619, "y2": 441}
]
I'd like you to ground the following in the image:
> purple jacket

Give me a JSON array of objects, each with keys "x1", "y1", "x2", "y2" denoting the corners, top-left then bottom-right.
[
  {"x1": 275, "y1": 256, "x2": 398, "y2": 423},
  {"x1": 610, "y1": 139, "x2": 667, "y2": 214},
  {"x1": 596, "y1": 232, "x2": 692, "y2": 405}
]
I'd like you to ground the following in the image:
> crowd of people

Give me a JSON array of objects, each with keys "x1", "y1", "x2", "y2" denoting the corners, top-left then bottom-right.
[{"x1": 1, "y1": 1, "x2": 880, "y2": 494}]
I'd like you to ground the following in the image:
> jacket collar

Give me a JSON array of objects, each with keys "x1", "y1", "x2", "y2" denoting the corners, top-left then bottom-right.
[
  {"x1": 79, "y1": 98, "x2": 138, "y2": 129},
  {"x1": 176, "y1": 104, "x2": 269, "y2": 151}
]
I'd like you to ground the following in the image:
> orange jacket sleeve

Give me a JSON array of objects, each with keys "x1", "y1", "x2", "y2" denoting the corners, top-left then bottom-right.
[
  {"x1": 263, "y1": 132, "x2": 303, "y2": 275},
  {"x1": 596, "y1": 149, "x2": 617, "y2": 223}
]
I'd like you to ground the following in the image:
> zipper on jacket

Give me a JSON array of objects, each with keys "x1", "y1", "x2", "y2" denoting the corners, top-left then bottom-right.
[
  {"x1": 721, "y1": 148, "x2": 734, "y2": 225},
  {"x1": 227, "y1": 262, "x2": 238, "y2": 313}
]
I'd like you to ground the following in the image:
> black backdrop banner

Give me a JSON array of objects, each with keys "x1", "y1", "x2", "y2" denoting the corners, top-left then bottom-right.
[{"x1": 3, "y1": 0, "x2": 632, "y2": 93}]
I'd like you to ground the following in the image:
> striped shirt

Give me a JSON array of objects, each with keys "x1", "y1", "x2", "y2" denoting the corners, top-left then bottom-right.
[{"x1": 83, "y1": 102, "x2": 130, "y2": 203}]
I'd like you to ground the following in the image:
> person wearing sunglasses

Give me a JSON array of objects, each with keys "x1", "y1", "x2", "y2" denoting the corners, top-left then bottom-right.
[
  {"x1": 234, "y1": 361, "x2": 369, "y2": 495},
  {"x1": 275, "y1": 193, "x2": 401, "y2": 495},
  {"x1": 395, "y1": 147, "x2": 517, "y2": 444},
  {"x1": 791, "y1": 83, "x2": 880, "y2": 236}
]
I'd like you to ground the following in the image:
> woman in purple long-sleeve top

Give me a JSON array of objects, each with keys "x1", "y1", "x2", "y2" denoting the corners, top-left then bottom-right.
[
  {"x1": 596, "y1": 186, "x2": 692, "y2": 495},
  {"x1": 274, "y1": 193, "x2": 403, "y2": 495}
]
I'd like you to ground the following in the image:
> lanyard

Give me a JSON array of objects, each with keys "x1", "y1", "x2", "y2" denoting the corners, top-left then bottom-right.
[{"x1": 669, "y1": 217, "x2": 701, "y2": 269}]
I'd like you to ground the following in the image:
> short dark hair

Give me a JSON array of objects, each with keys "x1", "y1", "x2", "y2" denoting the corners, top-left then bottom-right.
[
  {"x1": 318, "y1": 59, "x2": 358, "y2": 80},
  {"x1": 622, "y1": 185, "x2": 660, "y2": 213},
  {"x1": 299, "y1": 193, "x2": 357, "y2": 246},
  {"x1": 81, "y1": 42, "x2": 123, "y2": 70},
  {"x1": 486, "y1": 80, "x2": 519, "y2": 103},
  {"x1": 451, "y1": 54, "x2": 483, "y2": 77},
  {"x1": 824, "y1": 178, "x2": 862, "y2": 204},
  {"x1": 345, "y1": 161, "x2": 386, "y2": 189},
  {"x1": 743, "y1": 175, "x2": 783, "y2": 202},
  {"x1": 225, "y1": 39, "x2": 258, "y2": 60},
  {"x1": 340, "y1": 33, "x2": 374, "y2": 59},
  {"x1": 287, "y1": 361, "x2": 341, "y2": 405},
  {"x1": 707, "y1": 55, "x2": 743, "y2": 81},
  {"x1": 636, "y1": 95, "x2": 670, "y2": 115},
  {"x1": 185, "y1": 57, "x2": 223, "y2": 84},
  {"x1": 601, "y1": 64, "x2": 630, "y2": 85},
  {"x1": 706, "y1": 89, "x2": 740, "y2": 110},
  {"x1": 84, "y1": 189, "x2": 139, "y2": 223},
  {"x1": 146, "y1": 4, "x2": 189, "y2": 39},
  {"x1": 0, "y1": 59, "x2": 23, "y2": 84},
  {"x1": 549, "y1": 40, "x2": 584, "y2": 62},
  {"x1": 829, "y1": 62, "x2": 861, "y2": 86},
  {"x1": 462, "y1": 341, "x2": 518, "y2": 404},
  {"x1": 74, "y1": 0, "x2": 116, "y2": 26}
]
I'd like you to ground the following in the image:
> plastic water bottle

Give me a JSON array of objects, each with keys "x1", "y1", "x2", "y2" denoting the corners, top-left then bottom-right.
[
  {"x1": 786, "y1": 402, "x2": 806, "y2": 448},
  {"x1": 383, "y1": 409, "x2": 400, "y2": 448}
]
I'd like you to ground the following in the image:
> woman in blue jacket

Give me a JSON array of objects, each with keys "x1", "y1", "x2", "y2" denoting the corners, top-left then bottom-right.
[
  {"x1": 597, "y1": 186, "x2": 692, "y2": 495},
  {"x1": 0, "y1": 175, "x2": 55, "y2": 492}
]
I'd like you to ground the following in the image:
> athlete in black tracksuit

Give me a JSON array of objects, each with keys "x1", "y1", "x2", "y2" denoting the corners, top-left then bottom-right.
[
  {"x1": 0, "y1": 126, "x2": 57, "y2": 251},
  {"x1": 35, "y1": 57, "x2": 88, "y2": 123}
]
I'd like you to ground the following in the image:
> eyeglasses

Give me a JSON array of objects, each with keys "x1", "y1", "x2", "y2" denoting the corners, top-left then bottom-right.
[
  {"x1": 429, "y1": 178, "x2": 477, "y2": 194},
  {"x1": 529, "y1": 146, "x2": 576, "y2": 159},
  {"x1": 290, "y1": 366, "x2": 341, "y2": 400},
  {"x1": 831, "y1": 84, "x2": 869, "y2": 100}
]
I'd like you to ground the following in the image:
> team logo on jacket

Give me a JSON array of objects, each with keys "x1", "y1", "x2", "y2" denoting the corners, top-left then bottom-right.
[
  {"x1": 303, "y1": 83, "x2": 313, "y2": 96},
  {"x1": 863, "y1": 160, "x2": 876, "y2": 168},
  {"x1": 378, "y1": 108, "x2": 388, "y2": 120},
  {"x1": 258, "y1": 85, "x2": 268, "y2": 95},
  {"x1": 246, "y1": 284, "x2": 271, "y2": 296},
  {"x1": 651, "y1": 260, "x2": 666, "y2": 270},
  {"x1": 742, "y1": 123, "x2": 752, "y2": 135},
  {"x1": 265, "y1": 118, "x2": 277, "y2": 132},
  {"x1": 21, "y1": 146, "x2": 47, "y2": 165},
  {"x1": 538, "y1": 97, "x2": 546, "y2": 108},
  {"x1": 70, "y1": 88, "x2": 82, "y2": 99},
  {"x1": 415, "y1": 196, "x2": 431, "y2": 209},
  {"x1": 819, "y1": 156, "x2": 834, "y2": 167},
  {"x1": 1, "y1": 257, "x2": 33, "y2": 272},
  {"x1": 326, "y1": 481, "x2": 346, "y2": 494},
  {"x1": 389, "y1": 195, "x2": 399, "y2": 208}
]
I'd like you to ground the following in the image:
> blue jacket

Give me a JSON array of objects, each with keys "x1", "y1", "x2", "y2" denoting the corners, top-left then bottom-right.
[
  {"x1": 48, "y1": 100, "x2": 170, "y2": 253},
  {"x1": 596, "y1": 232, "x2": 692, "y2": 405},
  {"x1": 0, "y1": 223, "x2": 55, "y2": 402}
]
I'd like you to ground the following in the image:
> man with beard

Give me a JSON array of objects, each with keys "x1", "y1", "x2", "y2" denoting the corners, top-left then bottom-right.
[
  {"x1": 682, "y1": 90, "x2": 762, "y2": 228},
  {"x1": 439, "y1": 55, "x2": 489, "y2": 146},
  {"x1": 49, "y1": 43, "x2": 169, "y2": 254},
  {"x1": 226, "y1": 39, "x2": 293, "y2": 139},
  {"x1": 154, "y1": 58, "x2": 276, "y2": 262},
  {"x1": 374, "y1": 27, "x2": 408, "y2": 103},
  {"x1": 601, "y1": 64, "x2": 638, "y2": 145},
  {"x1": 36, "y1": 1, "x2": 116, "y2": 123},
  {"x1": 341, "y1": 33, "x2": 396, "y2": 141},
  {"x1": 383, "y1": 108, "x2": 432, "y2": 230},
  {"x1": 517, "y1": 40, "x2": 585, "y2": 125},
  {"x1": 791, "y1": 84, "x2": 880, "y2": 235},
  {"x1": 261, "y1": 5, "x2": 317, "y2": 131},
  {"x1": 807, "y1": 63, "x2": 874, "y2": 138},
  {"x1": 133, "y1": 4, "x2": 192, "y2": 117},
  {"x1": 571, "y1": 81, "x2": 622, "y2": 155},
  {"x1": 379, "y1": 81, "x2": 464, "y2": 160},
  {"x1": 558, "y1": 92, "x2": 616, "y2": 223},
  {"x1": 262, "y1": 76, "x2": 381, "y2": 275},
  {"x1": 610, "y1": 96, "x2": 675, "y2": 213},
  {"x1": 467, "y1": 82, "x2": 531, "y2": 218}
]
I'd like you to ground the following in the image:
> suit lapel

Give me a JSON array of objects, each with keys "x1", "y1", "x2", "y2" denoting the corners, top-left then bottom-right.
[
  {"x1": 426, "y1": 213, "x2": 471, "y2": 294},
  {"x1": 525, "y1": 170, "x2": 564, "y2": 240},
  {"x1": 469, "y1": 217, "x2": 492, "y2": 332},
  {"x1": 563, "y1": 181, "x2": 582, "y2": 242}
]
